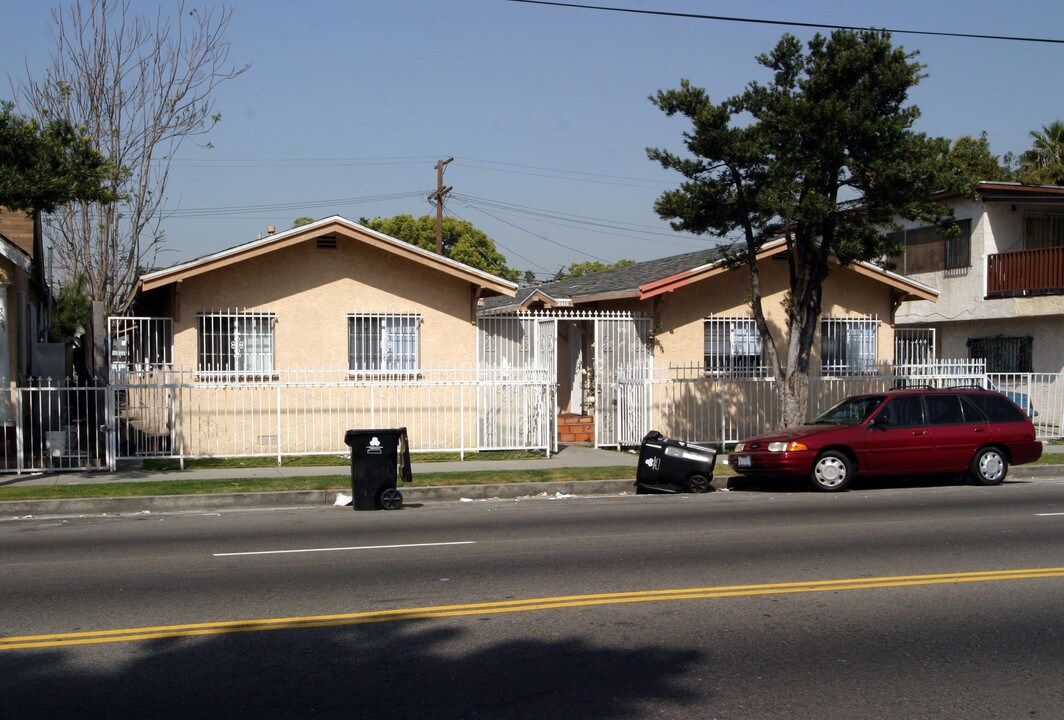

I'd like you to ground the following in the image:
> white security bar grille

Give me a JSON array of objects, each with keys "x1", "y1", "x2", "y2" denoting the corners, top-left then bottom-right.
[
  {"x1": 197, "y1": 310, "x2": 275, "y2": 379},
  {"x1": 704, "y1": 317, "x2": 767, "y2": 377},
  {"x1": 348, "y1": 313, "x2": 420, "y2": 374},
  {"x1": 821, "y1": 316, "x2": 879, "y2": 376},
  {"x1": 109, "y1": 316, "x2": 173, "y2": 382},
  {"x1": 894, "y1": 327, "x2": 935, "y2": 369}
]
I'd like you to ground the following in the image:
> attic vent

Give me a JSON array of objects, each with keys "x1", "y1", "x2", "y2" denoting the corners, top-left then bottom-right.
[{"x1": 316, "y1": 236, "x2": 337, "y2": 250}]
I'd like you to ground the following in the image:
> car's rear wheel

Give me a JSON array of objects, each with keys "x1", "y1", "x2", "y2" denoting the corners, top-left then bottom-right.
[
  {"x1": 970, "y1": 446, "x2": 1008, "y2": 485},
  {"x1": 686, "y1": 474, "x2": 712, "y2": 493},
  {"x1": 810, "y1": 451, "x2": 853, "y2": 492}
]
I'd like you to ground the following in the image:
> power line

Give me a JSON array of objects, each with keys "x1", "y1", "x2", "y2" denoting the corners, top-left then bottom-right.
[
  {"x1": 506, "y1": 0, "x2": 1064, "y2": 45},
  {"x1": 454, "y1": 157, "x2": 678, "y2": 188},
  {"x1": 163, "y1": 191, "x2": 429, "y2": 218},
  {"x1": 451, "y1": 195, "x2": 613, "y2": 263},
  {"x1": 443, "y1": 206, "x2": 549, "y2": 274},
  {"x1": 453, "y1": 193, "x2": 708, "y2": 250}
]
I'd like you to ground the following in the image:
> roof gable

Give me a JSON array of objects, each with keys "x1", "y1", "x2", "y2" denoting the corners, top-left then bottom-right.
[{"x1": 138, "y1": 216, "x2": 517, "y2": 296}]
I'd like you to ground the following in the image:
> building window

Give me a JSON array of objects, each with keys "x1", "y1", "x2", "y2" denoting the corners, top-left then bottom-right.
[
  {"x1": 887, "y1": 219, "x2": 971, "y2": 274},
  {"x1": 704, "y1": 318, "x2": 765, "y2": 377},
  {"x1": 349, "y1": 313, "x2": 420, "y2": 373},
  {"x1": 821, "y1": 316, "x2": 879, "y2": 375},
  {"x1": 1023, "y1": 212, "x2": 1064, "y2": 250},
  {"x1": 967, "y1": 335, "x2": 1032, "y2": 373},
  {"x1": 197, "y1": 311, "x2": 275, "y2": 377}
]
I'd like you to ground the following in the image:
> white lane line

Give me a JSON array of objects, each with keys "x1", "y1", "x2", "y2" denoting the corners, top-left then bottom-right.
[
  {"x1": 214, "y1": 541, "x2": 476, "y2": 557},
  {"x1": 1036, "y1": 512, "x2": 1064, "y2": 517}
]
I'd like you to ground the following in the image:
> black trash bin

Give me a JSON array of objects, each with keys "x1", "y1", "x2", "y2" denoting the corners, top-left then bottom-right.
[
  {"x1": 343, "y1": 428, "x2": 413, "y2": 510},
  {"x1": 635, "y1": 430, "x2": 717, "y2": 494}
]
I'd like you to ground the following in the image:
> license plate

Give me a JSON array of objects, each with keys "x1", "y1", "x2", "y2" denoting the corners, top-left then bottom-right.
[{"x1": 737, "y1": 455, "x2": 751, "y2": 468}]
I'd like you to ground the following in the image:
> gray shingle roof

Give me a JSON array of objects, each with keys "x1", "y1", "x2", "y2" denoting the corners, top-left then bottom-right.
[{"x1": 483, "y1": 246, "x2": 729, "y2": 310}]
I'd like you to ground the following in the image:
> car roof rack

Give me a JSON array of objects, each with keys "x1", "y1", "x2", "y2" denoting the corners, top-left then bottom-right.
[{"x1": 939, "y1": 383, "x2": 987, "y2": 391}]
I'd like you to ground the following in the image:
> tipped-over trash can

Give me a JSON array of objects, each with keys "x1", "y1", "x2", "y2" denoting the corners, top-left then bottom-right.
[
  {"x1": 343, "y1": 428, "x2": 413, "y2": 510},
  {"x1": 635, "y1": 430, "x2": 717, "y2": 494}
]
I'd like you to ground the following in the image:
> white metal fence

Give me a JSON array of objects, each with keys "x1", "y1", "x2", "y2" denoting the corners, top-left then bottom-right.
[
  {"x1": 4, "y1": 366, "x2": 1061, "y2": 473},
  {"x1": 111, "y1": 367, "x2": 555, "y2": 464},
  {"x1": 641, "y1": 365, "x2": 1064, "y2": 449}
]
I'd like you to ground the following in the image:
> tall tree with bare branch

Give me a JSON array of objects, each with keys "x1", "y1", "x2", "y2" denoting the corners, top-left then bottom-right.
[{"x1": 20, "y1": 0, "x2": 249, "y2": 313}]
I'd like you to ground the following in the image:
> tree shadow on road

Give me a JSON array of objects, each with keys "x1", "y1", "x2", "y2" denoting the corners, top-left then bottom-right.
[{"x1": 1, "y1": 618, "x2": 704, "y2": 719}]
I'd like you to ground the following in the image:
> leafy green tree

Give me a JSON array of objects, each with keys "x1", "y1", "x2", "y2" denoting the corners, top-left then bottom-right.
[
  {"x1": 292, "y1": 216, "x2": 315, "y2": 228},
  {"x1": 554, "y1": 259, "x2": 634, "y2": 281},
  {"x1": 1018, "y1": 120, "x2": 1064, "y2": 186},
  {"x1": 938, "y1": 133, "x2": 1013, "y2": 194},
  {"x1": 49, "y1": 274, "x2": 91, "y2": 343},
  {"x1": 362, "y1": 214, "x2": 519, "y2": 281},
  {"x1": 649, "y1": 30, "x2": 950, "y2": 425},
  {"x1": 0, "y1": 102, "x2": 115, "y2": 214}
]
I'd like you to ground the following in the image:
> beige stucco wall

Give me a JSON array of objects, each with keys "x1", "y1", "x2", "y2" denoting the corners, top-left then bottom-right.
[
  {"x1": 169, "y1": 238, "x2": 480, "y2": 370},
  {"x1": 646, "y1": 260, "x2": 896, "y2": 370}
]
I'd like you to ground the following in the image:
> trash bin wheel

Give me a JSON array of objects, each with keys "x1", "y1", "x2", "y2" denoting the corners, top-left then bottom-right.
[
  {"x1": 686, "y1": 474, "x2": 712, "y2": 494},
  {"x1": 380, "y1": 488, "x2": 403, "y2": 510}
]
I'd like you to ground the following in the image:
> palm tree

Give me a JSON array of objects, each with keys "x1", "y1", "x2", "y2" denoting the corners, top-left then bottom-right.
[{"x1": 1018, "y1": 121, "x2": 1064, "y2": 186}]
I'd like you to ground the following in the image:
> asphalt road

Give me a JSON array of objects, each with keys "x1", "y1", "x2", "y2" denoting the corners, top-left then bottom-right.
[{"x1": 3, "y1": 480, "x2": 1064, "y2": 719}]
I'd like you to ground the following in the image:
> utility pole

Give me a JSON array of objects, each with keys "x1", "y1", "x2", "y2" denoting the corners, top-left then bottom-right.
[{"x1": 428, "y1": 158, "x2": 453, "y2": 255}]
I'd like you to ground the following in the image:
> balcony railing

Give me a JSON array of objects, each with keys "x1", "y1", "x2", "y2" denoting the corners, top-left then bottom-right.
[{"x1": 986, "y1": 246, "x2": 1064, "y2": 297}]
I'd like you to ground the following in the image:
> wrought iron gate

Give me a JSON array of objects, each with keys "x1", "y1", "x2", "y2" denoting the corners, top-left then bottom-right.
[
  {"x1": 476, "y1": 314, "x2": 557, "y2": 450},
  {"x1": 594, "y1": 314, "x2": 653, "y2": 447}
]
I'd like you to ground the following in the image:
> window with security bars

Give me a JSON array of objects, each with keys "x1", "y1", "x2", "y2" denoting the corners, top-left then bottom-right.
[
  {"x1": 197, "y1": 312, "x2": 275, "y2": 376},
  {"x1": 821, "y1": 317, "x2": 879, "y2": 375},
  {"x1": 1024, "y1": 212, "x2": 1064, "y2": 250},
  {"x1": 886, "y1": 219, "x2": 971, "y2": 273},
  {"x1": 348, "y1": 313, "x2": 420, "y2": 373},
  {"x1": 967, "y1": 335, "x2": 1032, "y2": 373},
  {"x1": 704, "y1": 318, "x2": 766, "y2": 376}
]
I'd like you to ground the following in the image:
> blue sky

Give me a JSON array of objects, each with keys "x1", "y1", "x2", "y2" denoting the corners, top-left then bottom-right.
[{"x1": 3, "y1": 0, "x2": 1064, "y2": 278}]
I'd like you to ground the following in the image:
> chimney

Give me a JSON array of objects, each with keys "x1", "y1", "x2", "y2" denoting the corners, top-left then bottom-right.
[{"x1": 267, "y1": 225, "x2": 276, "y2": 235}]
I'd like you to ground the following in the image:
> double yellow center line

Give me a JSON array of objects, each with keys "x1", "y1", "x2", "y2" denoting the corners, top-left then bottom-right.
[{"x1": 4, "y1": 567, "x2": 1063, "y2": 651}]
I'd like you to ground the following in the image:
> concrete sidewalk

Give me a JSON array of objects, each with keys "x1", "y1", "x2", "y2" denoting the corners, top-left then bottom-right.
[{"x1": 0, "y1": 444, "x2": 644, "y2": 518}]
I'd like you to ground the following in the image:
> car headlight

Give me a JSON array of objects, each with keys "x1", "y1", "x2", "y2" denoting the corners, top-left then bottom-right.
[
  {"x1": 768, "y1": 441, "x2": 808, "y2": 452},
  {"x1": 733, "y1": 443, "x2": 744, "y2": 452}
]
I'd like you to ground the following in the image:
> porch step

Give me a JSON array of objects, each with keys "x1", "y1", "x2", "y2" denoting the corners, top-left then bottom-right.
[{"x1": 558, "y1": 414, "x2": 594, "y2": 443}]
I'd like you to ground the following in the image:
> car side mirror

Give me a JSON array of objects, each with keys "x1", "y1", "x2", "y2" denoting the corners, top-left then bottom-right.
[{"x1": 870, "y1": 414, "x2": 890, "y2": 429}]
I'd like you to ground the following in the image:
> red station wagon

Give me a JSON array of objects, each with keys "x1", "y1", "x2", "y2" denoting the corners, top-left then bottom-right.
[{"x1": 728, "y1": 387, "x2": 1042, "y2": 491}]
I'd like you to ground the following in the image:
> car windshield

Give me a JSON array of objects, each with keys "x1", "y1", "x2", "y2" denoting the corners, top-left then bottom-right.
[{"x1": 811, "y1": 395, "x2": 886, "y2": 425}]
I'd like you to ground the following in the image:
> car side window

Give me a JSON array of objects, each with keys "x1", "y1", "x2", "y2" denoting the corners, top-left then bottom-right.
[
  {"x1": 959, "y1": 396, "x2": 989, "y2": 424},
  {"x1": 966, "y1": 394, "x2": 1027, "y2": 423},
  {"x1": 924, "y1": 394, "x2": 965, "y2": 426},
  {"x1": 877, "y1": 396, "x2": 924, "y2": 427}
]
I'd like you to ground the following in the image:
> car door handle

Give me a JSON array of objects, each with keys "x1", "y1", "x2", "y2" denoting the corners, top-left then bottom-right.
[
  {"x1": 911, "y1": 431, "x2": 927, "y2": 436},
  {"x1": 973, "y1": 427, "x2": 986, "y2": 432}
]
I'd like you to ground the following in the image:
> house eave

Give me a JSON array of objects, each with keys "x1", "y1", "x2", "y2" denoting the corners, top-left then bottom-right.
[{"x1": 138, "y1": 216, "x2": 518, "y2": 297}]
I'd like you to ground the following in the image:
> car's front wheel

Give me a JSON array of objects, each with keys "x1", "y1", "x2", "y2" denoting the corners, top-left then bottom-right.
[
  {"x1": 810, "y1": 451, "x2": 853, "y2": 492},
  {"x1": 969, "y1": 446, "x2": 1008, "y2": 485}
]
